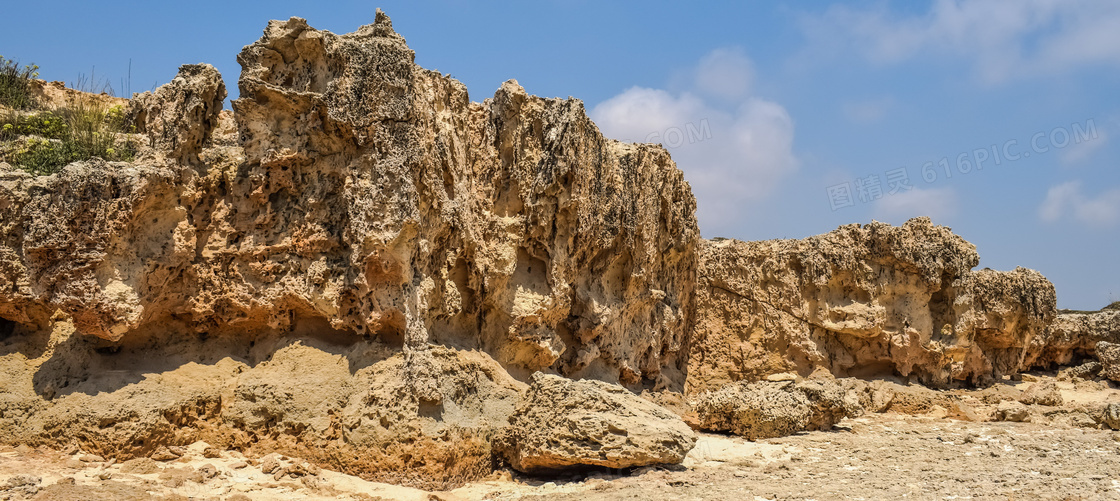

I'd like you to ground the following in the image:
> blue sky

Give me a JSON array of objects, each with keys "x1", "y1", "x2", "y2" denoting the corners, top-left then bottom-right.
[{"x1": 2, "y1": 1, "x2": 1117, "y2": 309}]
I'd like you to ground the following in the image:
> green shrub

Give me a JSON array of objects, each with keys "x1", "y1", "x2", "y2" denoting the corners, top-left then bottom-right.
[
  {"x1": 0, "y1": 60, "x2": 137, "y2": 175},
  {"x1": 0, "y1": 56, "x2": 38, "y2": 110},
  {"x1": 7, "y1": 138, "x2": 70, "y2": 176},
  {"x1": 2, "y1": 101, "x2": 136, "y2": 175},
  {"x1": 0, "y1": 110, "x2": 68, "y2": 140}
]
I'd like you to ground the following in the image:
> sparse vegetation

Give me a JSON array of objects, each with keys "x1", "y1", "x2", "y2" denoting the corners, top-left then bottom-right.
[
  {"x1": 1059, "y1": 301, "x2": 1120, "y2": 314},
  {"x1": 0, "y1": 56, "x2": 38, "y2": 109},
  {"x1": 0, "y1": 60, "x2": 136, "y2": 176}
]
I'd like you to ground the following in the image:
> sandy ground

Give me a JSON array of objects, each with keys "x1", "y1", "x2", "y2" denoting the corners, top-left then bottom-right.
[{"x1": 3, "y1": 375, "x2": 1120, "y2": 500}]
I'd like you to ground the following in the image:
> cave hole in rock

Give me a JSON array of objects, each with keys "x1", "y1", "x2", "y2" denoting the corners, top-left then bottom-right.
[{"x1": 0, "y1": 317, "x2": 15, "y2": 342}]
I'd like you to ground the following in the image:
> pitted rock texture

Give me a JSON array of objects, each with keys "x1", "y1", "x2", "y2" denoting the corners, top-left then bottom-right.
[
  {"x1": 0, "y1": 317, "x2": 523, "y2": 489},
  {"x1": 494, "y1": 373, "x2": 696, "y2": 473},
  {"x1": 1023, "y1": 303, "x2": 1120, "y2": 370},
  {"x1": 1096, "y1": 341, "x2": 1120, "y2": 382},
  {"x1": 0, "y1": 12, "x2": 698, "y2": 389},
  {"x1": 127, "y1": 63, "x2": 227, "y2": 166},
  {"x1": 694, "y1": 376, "x2": 862, "y2": 440},
  {"x1": 688, "y1": 218, "x2": 1056, "y2": 392}
]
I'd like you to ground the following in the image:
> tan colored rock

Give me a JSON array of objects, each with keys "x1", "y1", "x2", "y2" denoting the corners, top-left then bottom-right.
[
  {"x1": 127, "y1": 64, "x2": 226, "y2": 165},
  {"x1": 119, "y1": 458, "x2": 160, "y2": 474},
  {"x1": 0, "y1": 11, "x2": 699, "y2": 487},
  {"x1": 0, "y1": 474, "x2": 41, "y2": 499},
  {"x1": 0, "y1": 11, "x2": 698, "y2": 391},
  {"x1": 1019, "y1": 381, "x2": 1063, "y2": 406},
  {"x1": 27, "y1": 79, "x2": 128, "y2": 111},
  {"x1": 694, "y1": 377, "x2": 862, "y2": 440},
  {"x1": 1098, "y1": 403, "x2": 1120, "y2": 430},
  {"x1": 494, "y1": 373, "x2": 696, "y2": 473},
  {"x1": 1023, "y1": 303, "x2": 1120, "y2": 369},
  {"x1": 995, "y1": 400, "x2": 1030, "y2": 422},
  {"x1": 1096, "y1": 341, "x2": 1120, "y2": 382},
  {"x1": 150, "y1": 446, "x2": 181, "y2": 462},
  {"x1": 688, "y1": 218, "x2": 1055, "y2": 392}
]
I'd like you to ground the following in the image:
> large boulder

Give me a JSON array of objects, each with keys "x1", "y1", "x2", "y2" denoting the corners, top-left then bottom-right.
[
  {"x1": 694, "y1": 377, "x2": 861, "y2": 440},
  {"x1": 1096, "y1": 341, "x2": 1120, "y2": 382},
  {"x1": 688, "y1": 218, "x2": 1056, "y2": 392},
  {"x1": 1019, "y1": 380, "x2": 1063, "y2": 406},
  {"x1": 494, "y1": 373, "x2": 696, "y2": 473}
]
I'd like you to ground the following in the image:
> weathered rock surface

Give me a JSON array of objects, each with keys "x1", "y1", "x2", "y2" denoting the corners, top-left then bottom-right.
[
  {"x1": 0, "y1": 12, "x2": 697, "y2": 386},
  {"x1": 494, "y1": 373, "x2": 696, "y2": 473},
  {"x1": 1096, "y1": 341, "x2": 1120, "y2": 382},
  {"x1": 694, "y1": 377, "x2": 861, "y2": 440},
  {"x1": 1019, "y1": 381, "x2": 1063, "y2": 406},
  {"x1": 0, "y1": 317, "x2": 524, "y2": 488},
  {"x1": 687, "y1": 218, "x2": 1056, "y2": 392},
  {"x1": 0, "y1": 11, "x2": 697, "y2": 486},
  {"x1": 1023, "y1": 303, "x2": 1120, "y2": 370},
  {"x1": 127, "y1": 63, "x2": 227, "y2": 166}
]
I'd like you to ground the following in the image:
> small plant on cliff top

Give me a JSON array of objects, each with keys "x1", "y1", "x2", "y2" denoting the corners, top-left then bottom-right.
[
  {"x1": 0, "y1": 56, "x2": 38, "y2": 110},
  {"x1": 4, "y1": 101, "x2": 137, "y2": 175},
  {"x1": 1, "y1": 65, "x2": 137, "y2": 175}
]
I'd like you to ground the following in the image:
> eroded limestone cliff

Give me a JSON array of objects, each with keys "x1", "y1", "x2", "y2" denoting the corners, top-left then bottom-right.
[
  {"x1": 0, "y1": 8, "x2": 1104, "y2": 490},
  {"x1": 1024, "y1": 303, "x2": 1120, "y2": 369},
  {"x1": 0, "y1": 12, "x2": 698, "y2": 487},
  {"x1": 0, "y1": 12, "x2": 698, "y2": 390},
  {"x1": 687, "y1": 218, "x2": 1057, "y2": 392}
]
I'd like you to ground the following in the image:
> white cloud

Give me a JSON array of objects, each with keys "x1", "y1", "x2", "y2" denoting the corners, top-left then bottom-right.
[
  {"x1": 1061, "y1": 127, "x2": 1107, "y2": 166},
  {"x1": 693, "y1": 48, "x2": 754, "y2": 101},
  {"x1": 591, "y1": 49, "x2": 798, "y2": 230},
  {"x1": 800, "y1": 0, "x2": 1120, "y2": 84},
  {"x1": 842, "y1": 97, "x2": 895, "y2": 124},
  {"x1": 1040, "y1": 181, "x2": 1120, "y2": 226},
  {"x1": 873, "y1": 187, "x2": 959, "y2": 225}
]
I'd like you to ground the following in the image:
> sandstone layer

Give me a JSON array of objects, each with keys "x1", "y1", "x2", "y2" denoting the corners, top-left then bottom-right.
[{"x1": 687, "y1": 218, "x2": 1057, "y2": 392}]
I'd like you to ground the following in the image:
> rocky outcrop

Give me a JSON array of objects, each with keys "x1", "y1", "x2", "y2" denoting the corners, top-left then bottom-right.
[
  {"x1": 1096, "y1": 341, "x2": 1120, "y2": 382},
  {"x1": 0, "y1": 11, "x2": 698, "y2": 486},
  {"x1": 0, "y1": 8, "x2": 1080, "y2": 489},
  {"x1": 494, "y1": 373, "x2": 696, "y2": 473},
  {"x1": 127, "y1": 64, "x2": 227, "y2": 166},
  {"x1": 0, "y1": 12, "x2": 698, "y2": 389},
  {"x1": 1023, "y1": 304, "x2": 1120, "y2": 370},
  {"x1": 694, "y1": 376, "x2": 861, "y2": 440},
  {"x1": 688, "y1": 218, "x2": 1056, "y2": 392}
]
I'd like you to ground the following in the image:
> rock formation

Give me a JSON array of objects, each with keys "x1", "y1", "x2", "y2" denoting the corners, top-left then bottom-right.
[
  {"x1": 1096, "y1": 341, "x2": 1120, "y2": 382},
  {"x1": 494, "y1": 373, "x2": 696, "y2": 473},
  {"x1": 0, "y1": 7, "x2": 1089, "y2": 491},
  {"x1": 0, "y1": 12, "x2": 698, "y2": 388},
  {"x1": 687, "y1": 218, "x2": 1056, "y2": 392},
  {"x1": 694, "y1": 376, "x2": 861, "y2": 440},
  {"x1": 128, "y1": 64, "x2": 227, "y2": 166},
  {"x1": 1022, "y1": 303, "x2": 1120, "y2": 369},
  {"x1": 0, "y1": 11, "x2": 697, "y2": 487}
]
